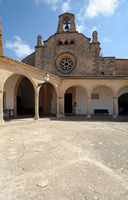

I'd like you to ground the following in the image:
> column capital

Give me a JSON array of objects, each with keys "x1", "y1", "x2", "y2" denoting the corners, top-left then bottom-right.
[{"x1": 37, "y1": 81, "x2": 45, "y2": 88}]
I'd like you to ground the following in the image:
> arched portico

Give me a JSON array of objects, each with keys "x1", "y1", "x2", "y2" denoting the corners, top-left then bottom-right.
[
  {"x1": 3, "y1": 74, "x2": 35, "y2": 119},
  {"x1": 15, "y1": 76, "x2": 35, "y2": 116},
  {"x1": 117, "y1": 86, "x2": 128, "y2": 116},
  {"x1": 64, "y1": 85, "x2": 87, "y2": 116},
  {"x1": 39, "y1": 82, "x2": 57, "y2": 117}
]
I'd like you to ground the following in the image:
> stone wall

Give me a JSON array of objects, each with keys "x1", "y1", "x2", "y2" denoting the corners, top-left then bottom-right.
[
  {"x1": 22, "y1": 13, "x2": 128, "y2": 78},
  {"x1": 115, "y1": 59, "x2": 128, "y2": 75},
  {"x1": 34, "y1": 32, "x2": 100, "y2": 76}
]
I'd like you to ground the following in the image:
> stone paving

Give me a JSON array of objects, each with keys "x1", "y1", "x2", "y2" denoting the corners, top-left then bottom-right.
[{"x1": 0, "y1": 118, "x2": 128, "y2": 200}]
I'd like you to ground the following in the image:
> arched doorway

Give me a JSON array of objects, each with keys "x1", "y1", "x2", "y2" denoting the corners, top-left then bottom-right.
[
  {"x1": 39, "y1": 82, "x2": 57, "y2": 117},
  {"x1": 16, "y1": 77, "x2": 34, "y2": 116},
  {"x1": 3, "y1": 75, "x2": 35, "y2": 119},
  {"x1": 117, "y1": 86, "x2": 128, "y2": 116},
  {"x1": 118, "y1": 93, "x2": 128, "y2": 115},
  {"x1": 64, "y1": 86, "x2": 87, "y2": 116}
]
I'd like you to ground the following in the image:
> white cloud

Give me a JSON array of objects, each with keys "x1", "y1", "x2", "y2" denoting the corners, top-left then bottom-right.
[
  {"x1": 61, "y1": 0, "x2": 71, "y2": 13},
  {"x1": 76, "y1": 11, "x2": 87, "y2": 33},
  {"x1": 76, "y1": 24, "x2": 86, "y2": 33},
  {"x1": 85, "y1": 0, "x2": 119, "y2": 18},
  {"x1": 34, "y1": 0, "x2": 60, "y2": 10},
  {"x1": 102, "y1": 37, "x2": 112, "y2": 43},
  {"x1": 34, "y1": 0, "x2": 71, "y2": 11},
  {"x1": 76, "y1": 0, "x2": 121, "y2": 33},
  {"x1": 33, "y1": 0, "x2": 122, "y2": 34},
  {"x1": 5, "y1": 36, "x2": 34, "y2": 59},
  {"x1": 34, "y1": 0, "x2": 122, "y2": 18},
  {"x1": 91, "y1": 26, "x2": 97, "y2": 32}
]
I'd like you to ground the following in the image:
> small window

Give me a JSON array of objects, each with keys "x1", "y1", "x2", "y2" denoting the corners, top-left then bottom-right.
[
  {"x1": 101, "y1": 71, "x2": 104, "y2": 75},
  {"x1": 70, "y1": 40, "x2": 74, "y2": 44},
  {"x1": 58, "y1": 41, "x2": 63, "y2": 45},
  {"x1": 64, "y1": 40, "x2": 68, "y2": 45}
]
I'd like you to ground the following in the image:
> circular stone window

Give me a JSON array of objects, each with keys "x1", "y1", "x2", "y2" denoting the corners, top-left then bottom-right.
[{"x1": 56, "y1": 53, "x2": 76, "y2": 74}]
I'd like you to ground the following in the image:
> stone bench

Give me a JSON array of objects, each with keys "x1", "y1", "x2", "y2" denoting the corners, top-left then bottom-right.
[{"x1": 94, "y1": 109, "x2": 109, "y2": 115}]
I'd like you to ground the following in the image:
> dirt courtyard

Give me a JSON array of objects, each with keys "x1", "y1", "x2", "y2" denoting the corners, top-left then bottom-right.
[{"x1": 0, "y1": 118, "x2": 128, "y2": 200}]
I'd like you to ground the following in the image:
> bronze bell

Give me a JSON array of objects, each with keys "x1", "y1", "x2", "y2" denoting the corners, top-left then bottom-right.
[
  {"x1": 65, "y1": 23, "x2": 69, "y2": 30},
  {"x1": 64, "y1": 21, "x2": 70, "y2": 31}
]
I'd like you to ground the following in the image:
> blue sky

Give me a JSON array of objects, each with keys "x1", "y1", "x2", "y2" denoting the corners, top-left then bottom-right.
[{"x1": 0, "y1": 0, "x2": 128, "y2": 60}]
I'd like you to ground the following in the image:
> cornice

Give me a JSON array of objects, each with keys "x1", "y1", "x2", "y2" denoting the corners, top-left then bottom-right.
[
  {"x1": 0, "y1": 56, "x2": 61, "y2": 80},
  {"x1": 60, "y1": 75, "x2": 128, "y2": 80}
]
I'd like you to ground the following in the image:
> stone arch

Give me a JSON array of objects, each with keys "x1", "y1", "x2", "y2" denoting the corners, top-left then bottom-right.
[
  {"x1": 39, "y1": 82, "x2": 57, "y2": 116},
  {"x1": 64, "y1": 40, "x2": 69, "y2": 45},
  {"x1": 58, "y1": 40, "x2": 63, "y2": 45},
  {"x1": 64, "y1": 84, "x2": 88, "y2": 115},
  {"x1": 3, "y1": 74, "x2": 35, "y2": 118},
  {"x1": 63, "y1": 83, "x2": 89, "y2": 96},
  {"x1": 70, "y1": 39, "x2": 75, "y2": 45},
  {"x1": 117, "y1": 85, "x2": 128, "y2": 97},
  {"x1": 91, "y1": 84, "x2": 114, "y2": 95},
  {"x1": 2, "y1": 73, "x2": 36, "y2": 91},
  {"x1": 91, "y1": 85, "x2": 114, "y2": 115},
  {"x1": 45, "y1": 80, "x2": 59, "y2": 97},
  {"x1": 117, "y1": 85, "x2": 128, "y2": 115}
]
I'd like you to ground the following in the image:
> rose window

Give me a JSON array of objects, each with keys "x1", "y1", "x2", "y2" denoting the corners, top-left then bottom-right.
[
  {"x1": 59, "y1": 57, "x2": 73, "y2": 73},
  {"x1": 56, "y1": 53, "x2": 76, "y2": 74}
]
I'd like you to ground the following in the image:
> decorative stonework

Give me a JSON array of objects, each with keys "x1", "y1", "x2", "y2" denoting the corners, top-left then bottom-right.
[
  {"x1": 59, "y1": 57, "x2": 73, "y2": 73},
  {"x1": 56, "y1": 53, "x2": 76, "y2": 74}
]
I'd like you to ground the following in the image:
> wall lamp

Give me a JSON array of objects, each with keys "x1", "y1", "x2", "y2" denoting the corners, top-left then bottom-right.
[{"x1": 38, "y1": 73, "x2": 50, "y2": 87}]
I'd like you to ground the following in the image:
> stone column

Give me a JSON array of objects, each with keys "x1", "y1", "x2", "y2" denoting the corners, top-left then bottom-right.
[
  {"x1": 113, "y1": 96, "x2": 118, "y2": 118},
  {"x1": 57, "y1": 97, "x2": 65, "y2": 118},
  {"x1": 14, "y1": 93, "x2": 17, "y2": 117},
  {"x1": 0, "y1": 91, "x2": 4, "y2": 124},
  {"x1": 56, "y1": 96, "x2": 59, "y2": 117},
  {"x1": 34, "y1": 88, "x2": 39, "y2": 120},
  {"x1": 87, "y1": 96, "x2": 91, "y2": 118}
]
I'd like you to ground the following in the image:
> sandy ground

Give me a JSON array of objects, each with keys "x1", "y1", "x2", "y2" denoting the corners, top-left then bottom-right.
[{"x1": 0, "y1": 118, "x2": 128, "y2": 200}]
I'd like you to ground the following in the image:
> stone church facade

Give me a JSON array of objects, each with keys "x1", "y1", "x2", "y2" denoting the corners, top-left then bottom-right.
[{"x1": 0, "y1": 12, "x2": 128, "y2": 124}]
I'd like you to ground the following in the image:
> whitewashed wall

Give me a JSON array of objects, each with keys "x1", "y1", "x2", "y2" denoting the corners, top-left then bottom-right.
[
  {"x1": 4, "y1": 75, "x2": 20, "y2": 109},
  {"x1": 75, "y1": 86, "x2": 87, "y2": 114},
  {"x1": 91, "y1": 86, "x2": 113, "y2": 115}
]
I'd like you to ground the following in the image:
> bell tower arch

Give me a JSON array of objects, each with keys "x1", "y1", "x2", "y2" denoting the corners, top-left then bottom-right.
[{"x1": 57, "y1": 13, "x2": 76, "y2": 33}]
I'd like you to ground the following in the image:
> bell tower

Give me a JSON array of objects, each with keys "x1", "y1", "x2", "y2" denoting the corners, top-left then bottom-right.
[
  {"x1": 57, "y1": 13, "x2": 76, "y2": 33},
  {"x1": 0, "y1": 17, "x2": 3, "y2": 56}
]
